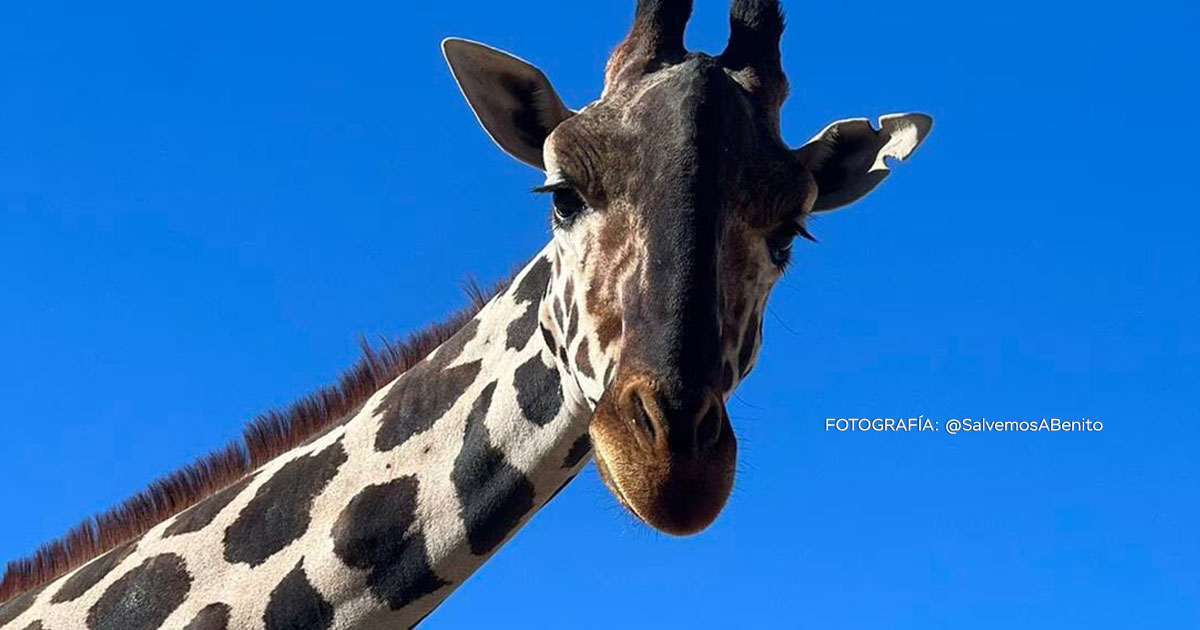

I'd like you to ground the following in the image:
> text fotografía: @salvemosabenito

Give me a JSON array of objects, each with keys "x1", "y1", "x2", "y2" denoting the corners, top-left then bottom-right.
[{"x1": 824, "y1": 417, "x2": 1103, "y2": 435}]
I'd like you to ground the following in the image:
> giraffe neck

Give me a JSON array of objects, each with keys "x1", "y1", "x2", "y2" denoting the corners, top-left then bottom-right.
[{"x1": 0, "y1": 245, "x2": 593, "y2": 630}]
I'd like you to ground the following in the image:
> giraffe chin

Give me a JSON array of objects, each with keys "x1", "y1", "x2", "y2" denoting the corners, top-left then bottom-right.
[{"x1": 588, "y1": 389, "x2": 737, "y2": 537}]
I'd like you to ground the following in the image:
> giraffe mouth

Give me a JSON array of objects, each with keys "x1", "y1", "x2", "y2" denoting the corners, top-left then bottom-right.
[
  {"x1": 587, "y1": 384, "x2": 738, "y2": 536},
  {"x1": 592, "y1": 449, "x2": 649, "y2": 523}
]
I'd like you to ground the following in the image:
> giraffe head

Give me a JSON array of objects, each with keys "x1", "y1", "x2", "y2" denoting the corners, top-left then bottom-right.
[{"x1": 445, "y1": 0, "x2": 931, "y2": 535}]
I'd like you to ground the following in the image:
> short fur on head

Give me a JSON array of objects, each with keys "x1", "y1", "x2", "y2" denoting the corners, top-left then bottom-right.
[{"x1": 444, "y1": 0, "x2": 932, "y2": 535}]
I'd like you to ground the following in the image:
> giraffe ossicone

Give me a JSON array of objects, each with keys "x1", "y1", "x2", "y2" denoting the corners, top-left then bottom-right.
[{"x1": 0, "y1": 1, "x2": 931, "y2": 627}]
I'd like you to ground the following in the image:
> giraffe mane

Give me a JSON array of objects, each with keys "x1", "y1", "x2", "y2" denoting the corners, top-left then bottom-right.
[{"x1": 0, "y1": 275, "x2": 511, "y2": 604}]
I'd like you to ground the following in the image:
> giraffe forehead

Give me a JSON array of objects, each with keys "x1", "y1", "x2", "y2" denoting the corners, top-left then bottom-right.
[{"x1": 549, "y1": 57, "x2": 803, "y2": 222}]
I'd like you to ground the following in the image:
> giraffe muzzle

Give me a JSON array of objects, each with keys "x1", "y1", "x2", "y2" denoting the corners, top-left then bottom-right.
[{"x1": 589, "y1": 372, "x2": 737, "y2": 536}]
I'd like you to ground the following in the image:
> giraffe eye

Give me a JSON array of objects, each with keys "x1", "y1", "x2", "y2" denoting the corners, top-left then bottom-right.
[
  {"x1": 766, "y1": 229, "x2": 795, "y2": 267},
  {"x1": 767, "y1": 221, "x2": 815, "y2": 268},
  {"x1": 552, "y1": 188, "x2": 586, "y2": 223}
]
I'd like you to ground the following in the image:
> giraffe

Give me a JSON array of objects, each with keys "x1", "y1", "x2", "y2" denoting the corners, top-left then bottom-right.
[{"x1": 0, "y1": 0, "x2": 932, "y2": 628}]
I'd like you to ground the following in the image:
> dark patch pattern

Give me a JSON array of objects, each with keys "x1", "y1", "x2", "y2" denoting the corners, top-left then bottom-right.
[
  {"x1": 425, "y1": 319, "x2": 479, "y2": 372},
  {"x1": 332, "y1": 477, "x2": 448, "y2": 610},
  {"x1": 19, "y1": 621, "x2": 44, "y2": 630},
  {"x1": 263, "y1": 562, "x2": 333, "y2": 630},
  {"x1": 562, "y1": 434, "x2": 592, "y2": 469},
  {"x1": 552, "y1": 299, "x2": 564, "y2": 330},
  {"x1": 513, "y1": 355, "x2": 564, "y2": 427},
  {"x1": 375, "y1": 360, "x2": 483, "y2": 451},
  {"x1": 566, "y1": 307, "x2": 579, "y2": 342},
  {"x1": 505, "y1": 302, "x2": 539, "y2": 351},
  {"x1": 224, "y1": 441, "x2": 348, "y2": 567},
  {"x1": 183, "y1": 603, "x2": 231, "y2": 630},
  {"x1": 164, "y1": 475, "x2": 256, "y2": 538},
  {"x1": 574, "y1": 338, "x2": 595, "y2": 379},
  {"x1": 85, "y1": 554, "x2": 191, "y2": 630},
  {"x1": 452, "y1": 383, "x2": 536, "y2": 555},
  {"x1": 595, "y1": 315, "x2": 622, "y2": 351},
  {"x1": 51, "y1": 538, "x2": 138, "y2": 603},
  {"x1": 539, "y1": 323, "x2": 556, "y2": 354},
  {"x1": 0, "y1": 586, "x2": 43, "y2": 627},
  {"x1": 511, "y1": 257, "x2": 552, "y2": 304},
  {"x1": 0, "y1": 274, "x2": 506, "y2": 602}
]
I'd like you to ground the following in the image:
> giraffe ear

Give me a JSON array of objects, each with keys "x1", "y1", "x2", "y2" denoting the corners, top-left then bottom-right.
[
  {"x1": 443, "y1": 38, "x2": 575, "y2": 171},
  {"x1": 796, "y1": 113, "x2": 933, "y2": 212}
]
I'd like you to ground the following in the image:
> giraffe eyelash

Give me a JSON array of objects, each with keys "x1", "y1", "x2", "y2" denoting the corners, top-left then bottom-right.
[
  {"x1": 531, "y1": 182, "x2": 574, "y2": 194},
  {"x1": 535, "y1": 183, "x2": 589, "y2": 227},
  {"x1": 775, "y1": 219, "x2": 818, "y2": 244},
  {"x1": 793, "y1": 222, "x2": 818, "y2": 243}
]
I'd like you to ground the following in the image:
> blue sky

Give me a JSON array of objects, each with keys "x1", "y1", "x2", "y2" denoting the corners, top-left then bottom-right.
[{"x1": 1, "y1": 0, "x2": 1197, "y2": 627}]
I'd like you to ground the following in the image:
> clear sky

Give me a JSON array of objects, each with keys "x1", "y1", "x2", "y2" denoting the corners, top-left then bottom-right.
[{"x1": 1, "y1": 0, "x2": 1197, "y2": 628}]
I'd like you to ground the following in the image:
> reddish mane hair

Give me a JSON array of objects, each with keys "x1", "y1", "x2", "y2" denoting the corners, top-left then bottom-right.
[{"x1": 0, "y1": 278, "x2": 506, "y2": 604}]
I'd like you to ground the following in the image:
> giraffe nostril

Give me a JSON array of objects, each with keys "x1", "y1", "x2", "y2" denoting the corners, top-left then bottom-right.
[
  {"x1": 617, "y1": 382, "x2": 726, "y2": 456},
  {"x1": 695, "y1": 403, "x2": 723, "y2": 453},
  {"x1": 628, "y1": 390, "x2": 658, "y2": 445}
]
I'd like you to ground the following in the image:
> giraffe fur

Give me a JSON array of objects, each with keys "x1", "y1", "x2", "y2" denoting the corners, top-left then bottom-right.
[
  {"x1": 1, "y1": 0, "x2": 934, "y2": 625},
  {"x1": 1, "y1": 248, "x2": 594, "y2": 630}
]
